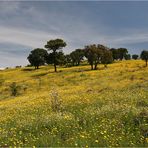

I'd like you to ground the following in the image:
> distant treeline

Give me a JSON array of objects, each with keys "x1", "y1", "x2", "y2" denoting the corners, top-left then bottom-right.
[{"x1": 27, "y1": 38, "x2": 148, "y2": 71}]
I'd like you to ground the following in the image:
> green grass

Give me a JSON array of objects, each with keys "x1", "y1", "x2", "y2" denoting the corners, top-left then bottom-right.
[{"x1": 0, "y1": 60, "x2": 148, "y2": 147}]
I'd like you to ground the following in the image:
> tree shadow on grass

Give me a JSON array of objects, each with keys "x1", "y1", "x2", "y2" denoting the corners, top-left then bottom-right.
[
  {"x1": 22, "y1": 68, "x2": 36, "y2": 71},
  {"x1": 73, "y1": 67, "x2": 107, "y2": 73},
  {"x1": 31, "y1": 72, "x2": 49, "y2": 77}
]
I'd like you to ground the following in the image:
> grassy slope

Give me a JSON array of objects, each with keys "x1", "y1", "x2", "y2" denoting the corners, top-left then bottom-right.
[{"x1": 0, "y1": 60, "x2": 148, "y2": 147}]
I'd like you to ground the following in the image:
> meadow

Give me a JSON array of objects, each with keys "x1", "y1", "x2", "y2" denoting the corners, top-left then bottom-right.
[{"x1": 0, "y1": 60, "x2": 148, "y2": 147}]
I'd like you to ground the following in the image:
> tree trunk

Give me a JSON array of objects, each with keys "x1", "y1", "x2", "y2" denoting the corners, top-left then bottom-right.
[
  {"x1": 53, "y1": 51, "x2": 57, "y2": 72},
  {"x1": 94, "y1": 65, "x2": 97, "y2": 70},
  {"x1": 78, "y1": 61, "x2": 80, "y2": 66},
  {"x1": 94, "y1": 63, "x2": 97, "y2": 70},
  {"x1": 54, "y1": 63, "x2": 57, "y2": 72},
  {"x1": 91, "y1": 64, "x2": 93, "y2": 70}
]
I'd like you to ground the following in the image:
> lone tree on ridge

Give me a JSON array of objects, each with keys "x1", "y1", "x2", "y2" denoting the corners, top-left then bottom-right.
[{"x1": 45, "y1": 39, "x2": 66, "y2": 72}]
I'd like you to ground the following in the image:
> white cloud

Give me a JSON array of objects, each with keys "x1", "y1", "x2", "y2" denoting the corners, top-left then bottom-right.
[
  {"x1": 0, "y1": 26, "x2": 62, "y2": 48},
  {"x1": 1, "y1": 25, "x2": 148, "y2": 51},
  {"x1": 1, "y1": 1, "x2": 148, "y2": 67},
  {"x1": 111, "y1": 33, "x2": 148, "y2": 45}
]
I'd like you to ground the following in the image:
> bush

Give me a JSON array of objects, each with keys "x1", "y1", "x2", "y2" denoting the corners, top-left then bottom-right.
[
  {"x1": 50, "y1": 88, "x2": 62, "y2": 112},
  {"x1": 9, "y1": 82, "x2": 20, "y2": 96}
]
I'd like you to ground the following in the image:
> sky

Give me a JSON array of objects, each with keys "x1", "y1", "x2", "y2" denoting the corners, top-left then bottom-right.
[{"x1": 1, "y1": 1, "x2": 148, "y2": 67}]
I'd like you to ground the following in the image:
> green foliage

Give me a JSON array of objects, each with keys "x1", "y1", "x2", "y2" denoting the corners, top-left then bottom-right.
[
  {"x1": 70, "y1": 49, "x2": 84, "y2": 66},
  {"x1": 26, "y1": 40, "x2": 134, "y2": 70},
  {"x1": 45, "y1": 39, "x2": 66, "y2": 72},
  {"x1": 9, "y1": 82, "x2": 20, "y2": 96},
  {"x1": 110, "y1": 48, "x2": 120, "y2": 60},
  {"x1": 132, "y1": 54, "x2": 139, "y2": 60},
  {"x1": 46, "y1": 51, "x2": 65, "y2": 66},
  {"x1": 84, "y1": 44, "x2": 101, "y2": 70},
  {"x1": 118, "y1": 48, "x2": 128, "y2": 60},
  {"x1": 27, "y1": 48, "x2": 48, "y2": 69},
  {"x1": 141, "y1": 50, "x2": 148, "y2": 66},
  {"x1": 101, "y1": 50, "x2": 113, "y2": 67},
  {"x1": 45, "y1": 39, "x2": 66, "y2": 52},
  {"x1": 125, "y1": 54, "x2": 131, "y2": 60},
  {"x1": 64, "y1": 54, "x2": 72, "y2": 67},
  {"x1": 84, "y1": 44, "x2": 111, "y2": 70},
  {"x1": 110, "y1": 48, "x2": 128, "y2": 60}
]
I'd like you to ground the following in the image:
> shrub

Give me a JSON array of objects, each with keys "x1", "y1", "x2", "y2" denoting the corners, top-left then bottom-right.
[
  {"x1": 9, "y1": 82, "x2": 20, "y2": 96},
  {"x1": 50, "y1": 88, "x2": 62, "y2": 112}
]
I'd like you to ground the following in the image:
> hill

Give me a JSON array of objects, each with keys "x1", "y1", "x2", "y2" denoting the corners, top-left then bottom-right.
[{"x1": 0, "y1": 60, "x2": 148, "y2": 147}]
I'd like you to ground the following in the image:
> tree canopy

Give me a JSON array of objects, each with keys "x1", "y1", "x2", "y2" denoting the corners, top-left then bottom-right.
[
  {"x1": 26, "y1": 39, "x2": 145, "y2": 71},
  {"x1": 101, "y1": 50, "x2": 113, "y2": 67},
  {"x1": 84, "y1": 44, "x2": 111, "y2": 70},
  {"x1": 45, "y1": 39, "x2": 66, "y2": 72},
  {"x1": 70, "y1": 49, "x2": 84, "y2": 66},
  {"x1": 141, "y1": 50, "x2": 148, "y2": 67},
  {"x1": 27, "y1": 48, "x2": 48, "y2": 69},
  {"x1": 132, "y1": 54, "x2": 139, "y2": 60},
  {"x1": 46, "y1": 51, "x2": 65, "y2": 66},
  {"x1": 110, "y1": 48, "x2": 128, "y2": 60},
  {"x1": 124, "y1": 54, "x2": 131, "y2": 60}
]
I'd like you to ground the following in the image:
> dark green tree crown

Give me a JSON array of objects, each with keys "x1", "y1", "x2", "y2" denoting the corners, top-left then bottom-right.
[{"x1": 45, "y1": 39, "x2": 66, "y2": 51}]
